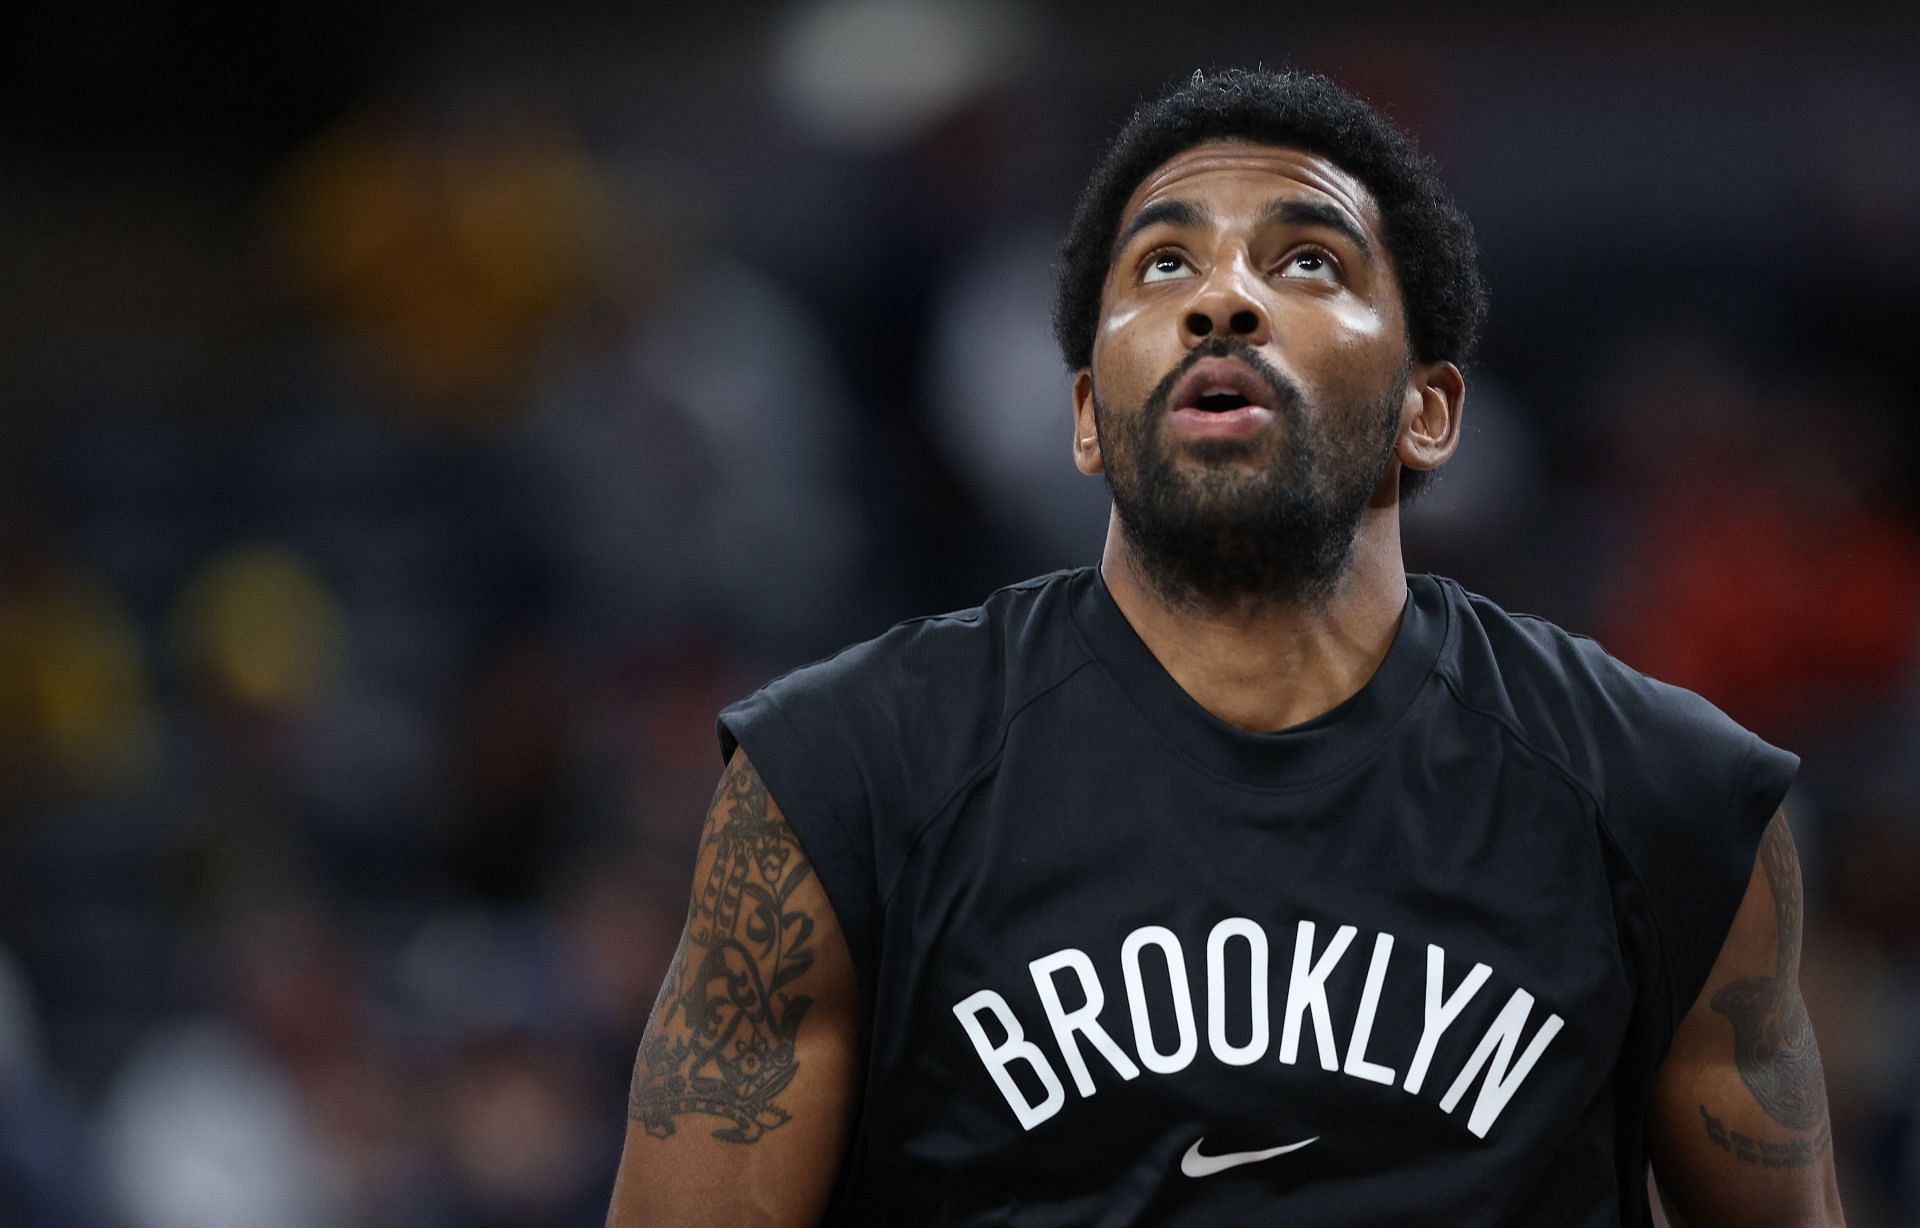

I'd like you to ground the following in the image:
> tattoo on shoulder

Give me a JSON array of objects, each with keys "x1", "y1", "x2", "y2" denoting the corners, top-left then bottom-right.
[
  {"x1": 628, "y1": 756, "x2": 818, "y2": 1143},
  {"x1": 1707, "y1": 815, "x2": 1829, "y2": 1133}
]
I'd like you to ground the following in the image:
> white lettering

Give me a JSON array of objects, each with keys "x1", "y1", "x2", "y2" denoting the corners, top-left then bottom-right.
[
  {"x1": 1205, "y1": 917, "x2": 1269, "y2": 1066},
  {"x1": 1279, "y1": 921, "x2": 1356, "y2": 1070},
  {"x1": 952, "y1": 989, "x2": 1067, "y2": 1130},
  {"x1": 958, "y1": 923, "x2": 1567, "y2": 1144},
  {"x1": 1439, "y1": 988, "x2": 1565, "y2": 1138},
  {"x1": 1342, "y1": 932, "x2": 1397, "y2": 1085},
  {"x1": 1120, "y1": 926, "x2": 1198, "y2": 1074},
  {"x1": 1029, "y1": 948, "x2": 1141, "y2": 1096},
  {"x1": 1403, "y1": 944, "x2": 1491, "y2": 1095}
]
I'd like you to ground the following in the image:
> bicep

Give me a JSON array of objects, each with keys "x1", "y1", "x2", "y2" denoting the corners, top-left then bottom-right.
[
  {"x1": 1647, "y1": 810, "x2": 1845, "y2": 1226},
  {"x1": 605, "y1": 748, "x2": 860, "y2": 1228}
]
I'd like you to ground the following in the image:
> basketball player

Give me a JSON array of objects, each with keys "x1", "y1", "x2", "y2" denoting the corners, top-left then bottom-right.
[{"x1": 605, "y1": 69, "x2": 1845, "y2": 1225}]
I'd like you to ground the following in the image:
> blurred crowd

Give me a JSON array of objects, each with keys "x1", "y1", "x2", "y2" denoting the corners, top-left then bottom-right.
[{"x1": 2, "y1": 4, "x2": 1918, "y2": 1225}]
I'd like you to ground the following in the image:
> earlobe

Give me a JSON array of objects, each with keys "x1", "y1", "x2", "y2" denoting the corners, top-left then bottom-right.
[
  {"x1": 1398, "y1": 360, "x2": 1465, "y2": 474},
  {"x1": 1072, "y1": 368, "x2": 1104, "y2": 475}
]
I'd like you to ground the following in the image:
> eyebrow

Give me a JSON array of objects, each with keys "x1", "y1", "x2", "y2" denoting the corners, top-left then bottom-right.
[
  {"x1": 1113, "y1": 194, "x2": 1377, "y2": 265},
  {"x1": 1260, "y1": 198, "x2": 1374, "y2": 258},
  {"x1": 1111, "y1": 198, "x2": 1212, "y2": 258}
]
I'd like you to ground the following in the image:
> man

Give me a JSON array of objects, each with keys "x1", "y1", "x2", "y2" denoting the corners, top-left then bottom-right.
[{"x1": 605, "y1": 68, "x2": 1846, "y2": 1225}]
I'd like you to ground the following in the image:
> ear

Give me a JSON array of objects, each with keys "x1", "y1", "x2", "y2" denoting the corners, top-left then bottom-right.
[
  {"x1": 1398, "y1": 359, "x2": 1466, "y2": 476},
  {"x1": 1072, "y1": 368, "x2": 1104, "y2": 475}
]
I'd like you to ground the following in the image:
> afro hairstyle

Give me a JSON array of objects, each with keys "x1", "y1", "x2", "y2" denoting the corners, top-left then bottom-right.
[{"x1": 1052, "y1": 68, "x2": 1488, "y2": 500}]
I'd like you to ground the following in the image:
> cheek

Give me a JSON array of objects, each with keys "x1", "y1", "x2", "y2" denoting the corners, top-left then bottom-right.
[
  {"x1": 1279, "y1": 298, "x2": 1399, "y2": 389},
  {"x1": 1333, "y1": 293, "x2": 1404, "y2": 373},
  {"x1": 1099, "y1": 296, "x2": 1152, "y2": 342},
  {"x1": 1092, "y1": 301, "x2": 1163, "y2": 398},
  {"x1": 1285, "y1": 290, "x2": 1389, "y2": 346}
]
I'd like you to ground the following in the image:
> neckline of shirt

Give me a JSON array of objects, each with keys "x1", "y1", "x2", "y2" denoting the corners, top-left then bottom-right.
[{"x1": 1066, "y1": 566, "x2": 1451, "y2": 788}]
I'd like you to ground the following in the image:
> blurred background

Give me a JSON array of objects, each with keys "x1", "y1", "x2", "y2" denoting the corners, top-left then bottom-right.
[{"x1": 1, "y1": 3, "x2": 1916, "y2": 1224}]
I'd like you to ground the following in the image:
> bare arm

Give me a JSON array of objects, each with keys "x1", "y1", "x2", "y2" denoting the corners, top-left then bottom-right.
[
  {"x1": 606, "y1": 748, "x2": 859, "y2": 1227},
  {"x1": 1648, "y1": 810, "x2": 1845, "y2": 1226}
]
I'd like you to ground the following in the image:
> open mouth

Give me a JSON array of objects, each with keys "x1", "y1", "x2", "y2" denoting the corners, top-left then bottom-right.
[
  {"x1": 1194, "y1": 390, "x2": 1253, "y2": 412},
  {"x1": 1169, "y1": 357, "x2": 1276, "y2": 417},
  {"x1": 1164, "y1": 357, "x2": 1279, "y2": 442}
]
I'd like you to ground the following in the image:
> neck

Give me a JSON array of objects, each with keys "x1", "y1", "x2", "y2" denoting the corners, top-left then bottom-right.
[{"x1": 1097, "y1": 504, "x2": 1409, "y2": 733}]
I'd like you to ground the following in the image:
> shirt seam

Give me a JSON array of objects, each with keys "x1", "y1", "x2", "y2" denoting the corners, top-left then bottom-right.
[
  {"x1": 1430, "y1": 667, "x2": 1680, "y2": 1031},
  {"x1": 740, "y1": 570, "x2": 1081, "y2": 700},
  {"x1": 878, "y1": 655, "x2": 1101, "y2": 911}
]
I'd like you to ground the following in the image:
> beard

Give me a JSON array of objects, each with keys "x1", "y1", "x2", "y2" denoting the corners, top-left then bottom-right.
[{"x1": 1093, "y1": 337, "x2": 1404, "y2": 611}]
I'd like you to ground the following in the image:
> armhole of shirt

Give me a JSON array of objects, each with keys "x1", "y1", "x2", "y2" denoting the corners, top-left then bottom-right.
[{"x1": 718, "y1": 694, "x2": 880, "y2": 1021}]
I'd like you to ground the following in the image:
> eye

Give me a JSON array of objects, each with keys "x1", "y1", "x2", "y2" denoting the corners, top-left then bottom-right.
[
  {"x1": 1278, "y1": 249, "x2": 1339, "y2": 282},
  {"x1": 1141, "y1": 251, "x2": 1194, "y2": 284}
]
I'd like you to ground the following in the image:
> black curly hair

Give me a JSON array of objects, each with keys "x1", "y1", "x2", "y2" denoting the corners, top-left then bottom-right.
[{"x1": 1053, "y1": 68, "x2": 1487, "y2": 499}]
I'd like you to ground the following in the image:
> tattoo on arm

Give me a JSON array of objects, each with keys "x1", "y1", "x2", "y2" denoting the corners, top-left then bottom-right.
[
  {"x1": 1705, "y1": 815, "x2": 1829, "y2": 1133},
  {"x1": 629, "y1": 756, "x2": 818, "y2": 1143},
  {"x1": 1698, "y1": 1105, "x2": 1832, "y2": 1168}
]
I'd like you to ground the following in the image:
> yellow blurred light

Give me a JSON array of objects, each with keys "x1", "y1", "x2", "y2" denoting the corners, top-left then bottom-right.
[
  {"x1": 270, "y1": 108, "x2": 615, "y2": 417},
  {"x1": 0, "y1": 571, "x2": 158, "y2": 796},
  {"x1": 172, "y1": 545, "x2": 344, "y2": 712}
]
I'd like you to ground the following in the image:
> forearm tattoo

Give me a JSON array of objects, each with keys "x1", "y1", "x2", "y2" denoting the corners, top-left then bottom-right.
[
  {"x1": 629, "y1": 756, "x2": 818, "y2": 1143},
  {"x1": 1706, "y1": 815, "x2": 1830, "y2": 1134}
]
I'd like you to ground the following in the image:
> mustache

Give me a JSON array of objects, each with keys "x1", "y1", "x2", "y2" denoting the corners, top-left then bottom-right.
[{"x1": 1143, "y1": 337, "x2": 1301, "y2": 420}]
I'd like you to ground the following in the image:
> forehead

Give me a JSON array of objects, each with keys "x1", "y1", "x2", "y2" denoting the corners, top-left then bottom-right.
[{"x1": 1117, "y1": 140, "x2": 1381, "y2": 244}]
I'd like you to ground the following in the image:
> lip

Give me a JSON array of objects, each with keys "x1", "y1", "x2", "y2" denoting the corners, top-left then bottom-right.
[
  {"x1": 1165, "y1": 356, "x2": 1279, "y2": 441},
  {"x1": 1169, "y1": 404, "x2": 1274, "y2": 440},
  {"x1": 1167, "y1": 356, "x2": 1277, "y2": 416}
]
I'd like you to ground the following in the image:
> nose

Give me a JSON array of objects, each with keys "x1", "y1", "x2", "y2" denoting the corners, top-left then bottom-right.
[{"x1": 1181, "y1": 258, "x2": 1270, "y2": 348}]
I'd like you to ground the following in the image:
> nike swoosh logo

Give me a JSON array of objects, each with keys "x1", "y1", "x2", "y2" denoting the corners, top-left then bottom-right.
[{"x1": 1179, "y1": 1134, "x2": 1320, "y2": 1178}]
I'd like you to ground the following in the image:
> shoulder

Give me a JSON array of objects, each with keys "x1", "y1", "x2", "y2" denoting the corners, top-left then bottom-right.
[
  {"x1": 722, "y1": 568, "x2": 1093, "y2": 754},
  {"x1": 715, "y1": 569, "x2": 1096, "y2": 853},
  {"x1": 712, "y1": 570, "x2": 1100, "y2": 988},
  {"x1": 1423, "y1": 574, "x2": 1790, "y2": 818},
  {"x1": 1424, "y1": 576, "x2": 1798, "y2": 1024}
]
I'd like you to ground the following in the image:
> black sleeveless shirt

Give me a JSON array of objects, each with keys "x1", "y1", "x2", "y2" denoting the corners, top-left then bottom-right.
[{"x1": 717, "y1": 569, "x2": 1797, "y2": 1226}]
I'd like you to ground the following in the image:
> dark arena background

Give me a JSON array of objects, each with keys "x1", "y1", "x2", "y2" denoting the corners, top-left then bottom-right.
[{"x1": 2, "y1": 5, "x2": 1917, "y2": 1225}]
